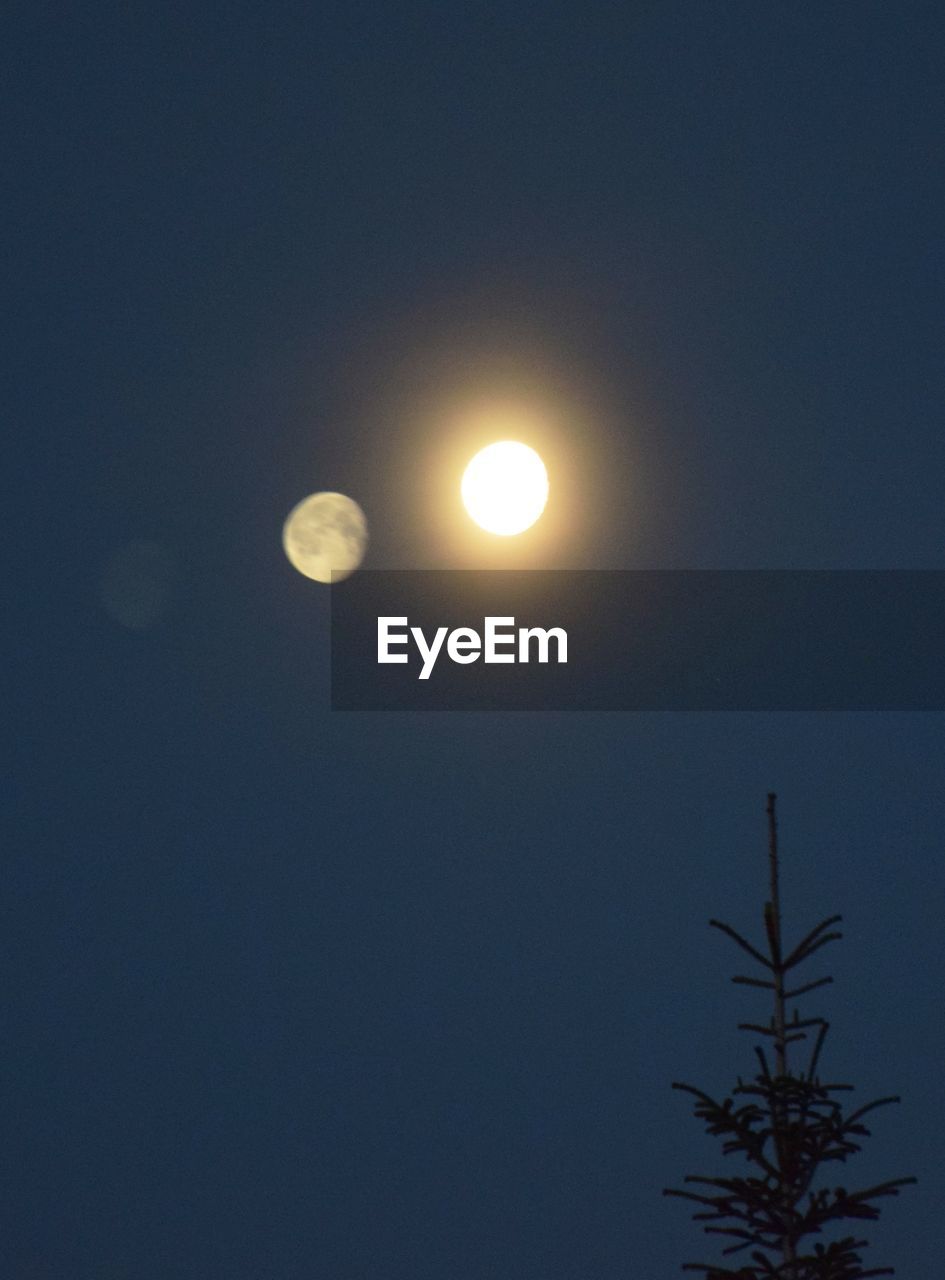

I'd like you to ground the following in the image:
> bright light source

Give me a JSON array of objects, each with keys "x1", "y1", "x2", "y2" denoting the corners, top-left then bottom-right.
[{"x1": 461, "y1": 441, "x2": 549, "y2": 536}]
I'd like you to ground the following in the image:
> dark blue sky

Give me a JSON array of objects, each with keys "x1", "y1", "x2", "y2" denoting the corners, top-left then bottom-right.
[{"x1": 4, "y1": 3, "x2": 944, "y2": 1276}]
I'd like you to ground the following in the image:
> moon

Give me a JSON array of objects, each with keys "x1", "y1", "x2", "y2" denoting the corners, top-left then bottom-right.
[
  {"x1": 282, "y1": 492, "x2": 368, "y2": 583},
  {"x1": 461, "y1": 440, "x2": 548, "y2": 535}
]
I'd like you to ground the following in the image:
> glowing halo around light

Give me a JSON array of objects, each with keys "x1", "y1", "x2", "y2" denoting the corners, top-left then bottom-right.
[{"x1": 461, "y1": 441, "x2": 549, "y2": 535}]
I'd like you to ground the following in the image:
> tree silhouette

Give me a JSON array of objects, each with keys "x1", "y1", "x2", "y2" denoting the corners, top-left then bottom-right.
[{"x1": 663, "y1": 793, "x2": 916, "y2": 1279}]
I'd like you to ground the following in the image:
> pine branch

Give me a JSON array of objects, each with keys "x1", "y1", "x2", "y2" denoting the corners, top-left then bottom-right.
[{"x1": 662, "y1": 794, "x2": 917, "y2": 1280}]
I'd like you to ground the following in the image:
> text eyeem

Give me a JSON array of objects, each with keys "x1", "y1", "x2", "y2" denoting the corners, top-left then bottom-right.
[{"x1": 377, "y1": 616, "x2": 568, "y2": 680}]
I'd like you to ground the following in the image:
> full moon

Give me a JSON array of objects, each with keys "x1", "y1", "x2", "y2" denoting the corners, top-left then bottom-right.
[
  {"x1": 282, "y1": 492, "x2": 368, "y2": 583},
  {"x1": 461, "y1": 440, "x2": 549, "y2": 535}
]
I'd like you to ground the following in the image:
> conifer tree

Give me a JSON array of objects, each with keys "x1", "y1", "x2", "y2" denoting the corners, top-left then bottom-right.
[{"x1": 663, "y1": 793, "x2": 916, "y2": 1279}]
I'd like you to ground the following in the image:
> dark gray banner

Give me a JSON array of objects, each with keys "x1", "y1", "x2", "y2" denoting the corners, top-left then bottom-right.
[{"x1": 329, "y1": 571, "x2": 945, "y2": 710}]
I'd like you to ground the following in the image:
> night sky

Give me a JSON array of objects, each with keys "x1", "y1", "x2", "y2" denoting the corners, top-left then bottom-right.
[{"x1": 5, "y1": 3, "x2": 944, "y2": 1276}]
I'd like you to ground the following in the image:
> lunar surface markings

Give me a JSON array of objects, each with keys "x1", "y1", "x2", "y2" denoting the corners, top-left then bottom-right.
[{"x1": 283, "y1": 492, "x2": 368, "y2": 583}]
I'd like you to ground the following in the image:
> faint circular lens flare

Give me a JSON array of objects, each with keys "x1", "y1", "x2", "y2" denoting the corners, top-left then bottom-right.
[{"x1": 461, "y1": 441, "x2": 549, "y2": 535}]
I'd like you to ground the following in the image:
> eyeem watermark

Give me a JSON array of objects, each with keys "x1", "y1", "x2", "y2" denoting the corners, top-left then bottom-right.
[
  {"x1": 330, "y1": 570, "x2": 945, "y2": 710},
  {"x1": 378, "y1": 615, "x2": 568, "y2": 680}
]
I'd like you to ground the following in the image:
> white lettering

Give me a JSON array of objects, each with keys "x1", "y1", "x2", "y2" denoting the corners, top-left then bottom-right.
[
  {"x1": 377, "y1": 617, "x2": 568, "y2": 678},
  {"x1": 484, "y1": 616, "x2": 516, "y2": 663},
  {"x1": 412, "y1": 625, "x2": 448, "y2": 680},
  {"x1": 447, "y1": 627, "x2": 481, "y2": 664},
  {"x1": 377, "y1": 617, "x2": 409, "y2": 663},
  {"x1": 518, "y1": 626, "x2": 568, "y2": 664}
]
